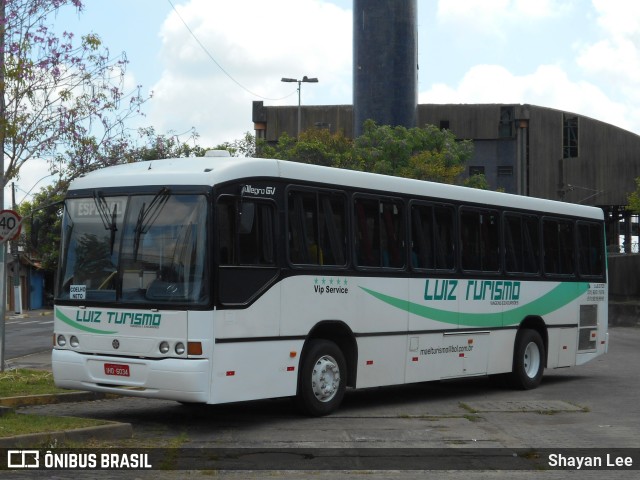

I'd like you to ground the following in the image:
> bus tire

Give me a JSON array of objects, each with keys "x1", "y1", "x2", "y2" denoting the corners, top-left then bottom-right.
[
  {"x1": 296, "y1": 339, "x2": 346, "y2": 416},
  {"x1": 509, "y1": 329, "x2": 545, "y2": 390}
]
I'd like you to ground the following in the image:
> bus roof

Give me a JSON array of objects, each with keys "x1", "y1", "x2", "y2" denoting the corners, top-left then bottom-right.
[{"x1": 68, "y1": 156, "x2": 603, "y2": 220}]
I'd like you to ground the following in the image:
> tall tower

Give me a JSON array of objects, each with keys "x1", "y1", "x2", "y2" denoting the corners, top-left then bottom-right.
[{"x1": 353, "y1": 0, "x2": 418, "y2": 137}]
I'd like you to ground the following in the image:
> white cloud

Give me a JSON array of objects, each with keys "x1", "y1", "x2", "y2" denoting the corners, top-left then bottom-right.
[
  {"x1": 6, "y1": 158, "x2": 59, "y2": 209},
  {"x1": 437, "y1": 0, "x2": 574, "y2": 36},
  {"x1": 148, "y1": 0, "x2": 352, "y2": 146},
  {"x1": 590, "y1": 0, "x2": 640, "y2": 38},
  {"x1": 419, "y1": 63, "x2": 633, "y2": 131},
  {"x1": 424, "y1": 0, "x2": 640, "y2": 135},
  {"x1": 576, "y1": 1, "x2": 640, "y2": 102}
]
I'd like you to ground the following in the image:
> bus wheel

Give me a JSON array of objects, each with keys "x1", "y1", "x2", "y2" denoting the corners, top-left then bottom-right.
[
  {"x1": 510, "y1": 329, "x2": 545, "y2": 390},
  {"x1": 296, "y1": 339, "x2": 346, "y2": 416}
]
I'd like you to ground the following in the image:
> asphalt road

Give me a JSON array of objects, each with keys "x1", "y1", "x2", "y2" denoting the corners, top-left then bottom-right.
[
  {"x1": 11, "y1": 326, "x2": 640, "y2": 479},
  {"x1": 3, "y1": 311, "x2": 53, "y2": 361}
]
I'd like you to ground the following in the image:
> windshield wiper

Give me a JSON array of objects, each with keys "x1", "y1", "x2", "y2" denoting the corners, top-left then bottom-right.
[
  {"x1": 133, "y1": 187, "x2": 171, "y2": 261},
  {"x1": 93, "y1": 191, "x2": 118, "y2": 254}
]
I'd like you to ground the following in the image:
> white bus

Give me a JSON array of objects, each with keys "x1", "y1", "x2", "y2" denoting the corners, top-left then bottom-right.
[{"x1": 53, "y1": 155, "x2": 608, "y2": 415}]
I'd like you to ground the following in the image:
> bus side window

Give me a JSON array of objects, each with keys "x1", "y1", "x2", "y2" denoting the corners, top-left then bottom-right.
[
  {"x1": 355, "y1": 196, "x2": 404, "y2": 269},
  {"x1": 505, "y1": 213, "x2": 540, "y2": 274},
  {"x1": 217, "y1": 197, "x2": 275, "y2": 267},
  {"x1": 543, "y1": 218, "x2": 575, "y2": 275},
  {"x1": 578, "y1": 222, "x2": 604, "y2": 277},
  {"x1": 411, "y1": 203, "x2": 455, "y2": 270},
  {"x1": 460, "y1": 207, "x2": 500, "y2": 272},
  {"x1": 287, "y1": 189, "x2": 347, "y2": 266}
]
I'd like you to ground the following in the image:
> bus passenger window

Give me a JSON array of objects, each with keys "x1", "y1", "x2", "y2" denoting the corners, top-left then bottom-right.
[
  {"x1": 504, "y1": 213, "x2": 540, "y2": 274},
  {"x1": 287, "y1": 189, "x2": 347, "y2": 266},
  {"x1": 355, "y1": 197, "x2": 404, "y2": 269},
  {"x1": 578, "y1": 222, "x2": 604, "y2": 277},
  {"x1": 217, "y1": 197, "x2": 275, "y2": 266},
  {"x1": 411, "y1": 203, "x2": 455, "y2": 270},
  {"x1": 543, "y1": 218, "x2": 575, "y2": 275},
  {"x1": 460, "y1": 208, "x2": 500, "y2": 272}
]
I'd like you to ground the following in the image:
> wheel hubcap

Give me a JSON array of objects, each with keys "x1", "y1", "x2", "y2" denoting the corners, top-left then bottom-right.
[
  {"x1": 311, "y1": 355, "x2": 341, "y2": 403},
  {"x1": 523, "y1": 341, "x2": 541, "y2": 378}
]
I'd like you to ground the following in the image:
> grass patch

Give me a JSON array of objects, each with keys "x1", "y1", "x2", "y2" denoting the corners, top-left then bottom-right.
[
  {"x1": 0, "y1": 369, "x2": 109, "y2": 440},
  {"x1": 0, "y1": 411, "x2": 110, "y2": 438},
  {"x1": 0, "y1": 369, "x2": 69, "y2": 397}
]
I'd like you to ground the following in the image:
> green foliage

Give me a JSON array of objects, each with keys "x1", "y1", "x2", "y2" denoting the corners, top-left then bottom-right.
[
  {"x1": 17, "y1": 182, "x2": 66, "y2": 272},
  {"x1": 124, "y1": 127, "x2": 211, "y2": 162},
  {"x1": 261, "y1": 120, "x2": 474, "y2": 186},
  {"x1": 215, "y1": 131, "x2": 257, "y2": 158},
  {"x1": 259, "y1": 129, "x2": 354, "y2": 167},
  {"x1": 627, "y1": 177, "x2": 640, "y2": 213},
  {"x1": 464, "y1": 174, "x2": 490, "y2": 190}
]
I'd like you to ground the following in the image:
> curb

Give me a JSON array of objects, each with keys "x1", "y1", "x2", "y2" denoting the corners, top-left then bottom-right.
[
  {"x1": 0, "y1": 391, "x2": 120, "y2": 409},
  {"x1": 0, "y1": 391, "x2": 130, "y2": 447},
  {"x1": 0, "y1": 422, "x2": 133, "y2": 447}
]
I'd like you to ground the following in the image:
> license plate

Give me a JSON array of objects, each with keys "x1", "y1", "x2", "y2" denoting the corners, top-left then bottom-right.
[{"x1": 104, "y1": 363, "x2": 130, "y2": 377}]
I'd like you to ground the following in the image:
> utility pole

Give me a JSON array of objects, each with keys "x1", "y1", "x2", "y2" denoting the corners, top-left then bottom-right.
[
  {"x1": 11, "y1": 182, "x2": 20, "y2": 314},
  {"x1": 0, "y1": 0, "x2": 8, "y2": 371}
]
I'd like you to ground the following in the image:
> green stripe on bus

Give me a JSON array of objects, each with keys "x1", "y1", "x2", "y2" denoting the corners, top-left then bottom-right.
[
  {"x1": 55, "y1": 309, "x2": 118, "y2": 335},
  {"x1": 360, "y1": 282, "x2": 590, "y2": 328}
]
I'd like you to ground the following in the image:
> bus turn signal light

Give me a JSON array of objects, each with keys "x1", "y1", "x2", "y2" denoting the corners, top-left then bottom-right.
[{"x1": 188, "y1": 342, "x2": 203, "y2": 356}]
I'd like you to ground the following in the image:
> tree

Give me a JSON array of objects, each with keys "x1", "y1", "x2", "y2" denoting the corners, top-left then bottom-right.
[
  {"x1": 259, "y1": 121, "x2": 474, "y2": 185},
  {"x1": 354, "y1": 120, "x2": 473, "y2": 180},
  {"x1": 16, "y1": 181, "x2": 65, "y2": 272},
  {"x1": 126, "y1": 127, "x2": 211, "y2": 161},
  {"x1": 259, "y1": 128, "x2": 354, "y2": 167},
  {"x1": 2, "y1": 0, "x2": 146, "y2": 186},
  {"x1": 627, "y1": 177, "x2": 640, "y2": 213},
  {"x1": 215, "y1": 131, "x2": 257, "y2": 158},
  {"x1": 464, "y1": 173, "x2": 490, "y2": 190}
]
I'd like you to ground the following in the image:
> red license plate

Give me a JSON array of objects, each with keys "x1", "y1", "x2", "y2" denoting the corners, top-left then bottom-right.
[{"x1": 104, "y1": 363, "x2": 130, "y2": 377}]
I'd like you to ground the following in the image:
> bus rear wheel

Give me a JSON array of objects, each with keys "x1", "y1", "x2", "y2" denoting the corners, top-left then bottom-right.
[
  {"x1": 296, "y1": 339, "x2": 346, "y2": 416},
  {"x1": 510, "y1": 329, "x2": 545, "y2": 390}
]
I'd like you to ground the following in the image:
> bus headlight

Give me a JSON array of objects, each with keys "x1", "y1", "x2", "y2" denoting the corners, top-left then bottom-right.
[
  {"x1": 175, "y1": 342, "x2": 186, "y2": 355},
  {"x1": 57, "y1": 335, "x2": 67, "y2": 347},
  {"x1": 70, "y1": 336, "x2": 79, "y2": 348},
  {"x1": 159, "y1": 341, "x2": 170, "y2": 354}
]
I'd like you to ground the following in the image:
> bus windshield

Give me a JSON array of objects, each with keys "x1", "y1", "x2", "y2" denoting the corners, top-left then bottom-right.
[{"x1": 56, "y1": 192, "x2": 209, "y2": 306}]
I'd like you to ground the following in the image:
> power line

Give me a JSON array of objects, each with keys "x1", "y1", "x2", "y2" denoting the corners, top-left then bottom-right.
[{"x1": 167, "y1": 0, "x2": 296, "y2": 101}]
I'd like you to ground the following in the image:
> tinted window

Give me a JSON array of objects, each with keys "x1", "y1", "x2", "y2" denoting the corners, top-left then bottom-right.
[
  {"x1": 578, "y1": 222, "x2": 605, "y2": 277},
  {"x1": 288, "y1": 189, "x2": 347, "y2": 266},
  {"x1": 410, "y1": 203, "x2": 455, "y2": 270},
  {"x1": 504, "y1": 213, "x2": 540, "y2": 274},
  {"x1": 460, "y1": 208, "x2": 500, "y2": 272},
  {"x1": 217, "y1": 197, "x2": 275, "y2": 266},
  {"x1": 355, "y1": 196, "x2": 404, "y2": 268},
  {"x1": 543, "y1": 218, "x2": 575, "y2": 275}
]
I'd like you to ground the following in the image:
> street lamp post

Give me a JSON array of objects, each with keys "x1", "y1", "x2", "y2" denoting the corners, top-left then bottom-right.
[{"x1": 281, "y1": 76, "x2": 318, "y2": 138}]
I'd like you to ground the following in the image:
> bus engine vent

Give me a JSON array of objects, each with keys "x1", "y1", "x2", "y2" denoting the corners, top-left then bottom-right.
[{"x1": 578, "y1": 304, "x2": 598, "y2": 351}]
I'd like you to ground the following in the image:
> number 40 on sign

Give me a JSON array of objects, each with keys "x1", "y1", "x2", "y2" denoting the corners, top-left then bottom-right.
[{"x1": 0, "y1": 210, "x2": 22, "y2": 242}]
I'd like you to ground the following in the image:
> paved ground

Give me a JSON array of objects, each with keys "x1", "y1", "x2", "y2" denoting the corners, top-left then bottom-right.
[{"x1": 3, "y1": 327, "x2": 640, "y2": 479}]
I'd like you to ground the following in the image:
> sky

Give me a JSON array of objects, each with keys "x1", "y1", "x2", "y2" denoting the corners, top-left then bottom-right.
[{"x1": 9, "y1": 0, "x2": 640, "y2": 206}]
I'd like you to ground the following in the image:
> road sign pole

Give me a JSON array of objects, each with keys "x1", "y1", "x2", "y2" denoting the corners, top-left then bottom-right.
[
  {"x1": 0, "y1": 210, "x2": 22, "y2": 372},
  {"x1": 0, "y1": 244, "x2": 5, "y2": 371}
]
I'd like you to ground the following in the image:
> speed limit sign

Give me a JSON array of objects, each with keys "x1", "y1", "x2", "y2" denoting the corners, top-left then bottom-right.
[{"x1": 0, "y1": 210, "x2": 22, "y2": 241}]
